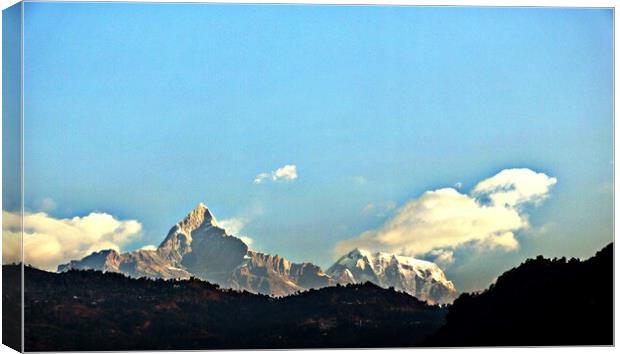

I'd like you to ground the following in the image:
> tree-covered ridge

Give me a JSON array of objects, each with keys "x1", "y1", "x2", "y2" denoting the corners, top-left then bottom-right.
[
  {"x1": 7, "y1": 264, "x2": 445, "y2": 351},
  {"x1": 425, "y1": 243, "x2": 613, "y2": 346},
  {"x1": 4, "y1": 242, "x2": 612, "y2": 351}
]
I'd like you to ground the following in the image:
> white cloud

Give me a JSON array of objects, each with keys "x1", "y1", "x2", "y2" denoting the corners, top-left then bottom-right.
[
  {"x1": 217, "y1": 204, "x2": 265, "y2": 249},
  {"x1": 253, "y1": 173, "x2": 271, "y2": 184},
  {"x1": 138, "y1": 244, "x2": 157, "y2": 251},
  {"x1": 218, "y1": 217, "x2": 248, "y2": 236},
  {"x1": 427, "y1": 249, "x2": 455, "y2": 268},
  {"x1": 218, "y1": 217, "x2": 254, "y2": 247},
  {"x1": 335, "y1": 168, "x2": 557, "y2": 263},
  {"x1": 2, "y1": 210, "x2": 142, "y2": 272},
  {"x1": 472, "y1": 168, "x2": 557, "y2": 208},
  {"x1": 362, "y1": 201, "x2": 397, "y2": 217},
  {"x1": 254, "y1": 164, "x2": 298, "y2": 184},
  {"x1": 361, "y1": 203, "x2": 375, "y2": 214},
  {"x1": 238, "y1": 236, "x2": 254, "y2": 247},
  {"x1": 273, "y1": 165, "x2": 298, "y2": 181}
]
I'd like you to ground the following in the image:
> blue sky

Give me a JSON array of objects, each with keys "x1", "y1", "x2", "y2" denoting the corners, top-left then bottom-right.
[{"x1": 20, "y1": 3, "x2": 612, "y2": 291}]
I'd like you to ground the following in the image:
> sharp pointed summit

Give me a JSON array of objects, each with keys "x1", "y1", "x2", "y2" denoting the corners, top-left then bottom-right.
[{"x1": 177, "y1": 203, "x2": 218, "y2": 235}]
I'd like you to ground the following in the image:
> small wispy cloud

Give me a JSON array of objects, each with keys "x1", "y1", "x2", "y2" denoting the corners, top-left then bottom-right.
[
  {"x1": 138, "y1": 244, "x2": 157, "y2": 252},
  {"x1": 218, "y1": 217, "x2": 248, "y2": 236},
  {"x1": 254, "y1": 164, "x2": 298, "y2": 184},
  {"x1": 361, "y1": 203, "x2": 375, "y2": 214},
  {"x1": 218, "y1": 218, "x2": 254, "y2": 248},
  {"x1": 238, "y1": 236, "x2": 254, "y2": 247},
  {"x1": 253, "y1": 173, "x2": 271, "y2": 184},
  {"x1": 353, "y1": 176, "x2": 367, "y2": 185},
  {"x1": 361, "y1": 201, "x2": 396, "y2": 216},
  {"x1": 37, "y1": 197, "x2": 57, "y2": 212}
]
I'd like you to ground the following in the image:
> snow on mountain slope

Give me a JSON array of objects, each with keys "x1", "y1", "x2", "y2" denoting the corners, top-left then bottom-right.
[{"x1": 327, "y1": 248, "x2": 457, "y2": 304}]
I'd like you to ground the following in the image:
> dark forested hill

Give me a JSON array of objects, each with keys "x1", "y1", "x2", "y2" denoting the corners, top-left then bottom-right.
[
  {"x1": 425, "y1": 243, "x2": 613, "y2": 346},
  {"x1": 6, "y1": 265, "x2": 445, "y2": 351},
  {"x1": 4, "y1": 242, "x2": 612, "y2": 351}
]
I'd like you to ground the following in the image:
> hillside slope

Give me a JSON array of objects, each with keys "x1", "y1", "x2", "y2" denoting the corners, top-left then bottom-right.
[
  {"x1": 9, "y1": 243, "x2": 612, "y2": 350},
  {"x1": 425, "y1": 243, "x2": 613, "y2": 346},
  {"x1": 10, "y1": 265, "x2": 445, "y2": 351}
]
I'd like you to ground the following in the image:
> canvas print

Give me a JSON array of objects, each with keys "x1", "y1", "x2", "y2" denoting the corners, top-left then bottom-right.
[{"x1": 2, "y1": 2, "x2": 614, "y2": 351}]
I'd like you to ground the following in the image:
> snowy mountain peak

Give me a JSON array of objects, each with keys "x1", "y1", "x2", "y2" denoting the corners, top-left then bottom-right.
[
  {"x1": 178, "y1": 203, "x2": 218, "y2": 234},
  {"x1": 349, "y1": 247, "x2": 373, "y2": 258},
  {"x1": 327, "y1": 249, "x2": 457, "y2": 304}
]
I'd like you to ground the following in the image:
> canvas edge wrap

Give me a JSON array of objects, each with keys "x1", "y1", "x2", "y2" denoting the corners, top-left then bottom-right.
[{"x1": 2, "y1": 2, "x2": 24, "y2": 352}]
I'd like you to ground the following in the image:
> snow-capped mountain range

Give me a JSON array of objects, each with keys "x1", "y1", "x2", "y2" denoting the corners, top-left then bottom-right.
[
  {"x1": 326, "y1": 248, "x2": 457, "y2": 304},
  {"x1": 59, "y1": 203, "x2": 457, "y2": 303}
]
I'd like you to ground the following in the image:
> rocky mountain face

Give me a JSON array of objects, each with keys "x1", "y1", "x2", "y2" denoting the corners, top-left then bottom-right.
[
  {"x1": 230, "y1": 251, "x2": 334, "y2": 295},
  {"x1": 58, "y1": 204, "x2": 331, "y2": 296},
  {"x1": 57, "y1": 248, "x2": 192, "y2": 279},
  {"x1": 326, "y1": 248, "x2": 457, "y2": 304},
  {"x1": 59, "y1": 203, "x2": 457, "y2": 302},
  {"x1": 157, "y1": 204, "x2": 248, "y2": 286}
]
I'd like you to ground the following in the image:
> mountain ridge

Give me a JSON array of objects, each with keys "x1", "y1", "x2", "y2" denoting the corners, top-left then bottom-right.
[
  {"x1": 59, "y1": 203, "x2": 457, "y2": 302},
  {"x1": 326, "y1": 248, "x2": 457, "y2": 304}
]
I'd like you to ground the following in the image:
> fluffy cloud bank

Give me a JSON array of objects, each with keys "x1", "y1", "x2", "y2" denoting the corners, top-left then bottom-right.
[
  {"x1": 254, "y1": 164, "x2": 298, "y2": 184},
  {"x1": 3, "y1": 211, "x2": 142, "y2": 271},
  {"x1": 335, "y1": 168, "x2": 557, "y2": 264}
]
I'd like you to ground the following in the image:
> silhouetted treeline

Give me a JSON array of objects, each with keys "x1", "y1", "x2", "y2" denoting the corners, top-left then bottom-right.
[
  {"x1": 425, "y1": 243, "x2": 613, "y2": 346},
  {"x1": 2, "y1": 264, "x2": 21, "y2": 352},
  {"x1": 5, "y1": 265, "x2": 445, "y2": 351},
  {"x1": 3, "y1": 242, "x2": 612, "y2": 351}
]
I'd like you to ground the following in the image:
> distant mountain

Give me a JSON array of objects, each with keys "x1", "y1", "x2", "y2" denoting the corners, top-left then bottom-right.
[
  {"x1": 58, "y1": 249, "x2": 192, "y2": 279},
  {"x1": 156, "y1": 203, "x2": 248, "y2": 286},
  {"x1": 230, "y1": 251, "x2": 334, "y2": 295},
  {"x1": 425, "y1": 243, "x2": 613, "y2": 346},
  {"x1": 59, "y1": 204, "x2": 333, "y2": 297},
  {"x1": 12, "y1": 265, "x2": 445, "y2": 351},
  {"x1": 327, "y1": 248, "x2": 457, "y2": 304},
  {"x1": 59, "y1": 203, "x2": 455, "y2": 302}
]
